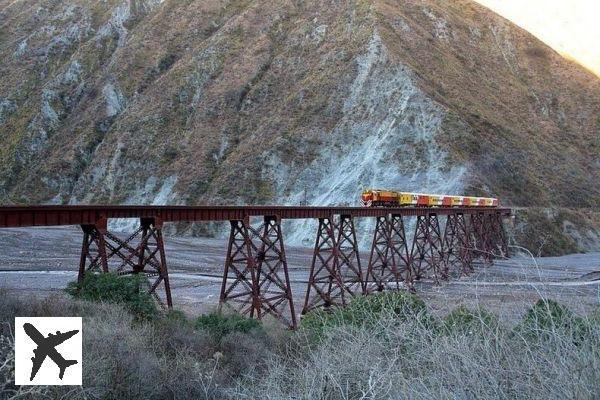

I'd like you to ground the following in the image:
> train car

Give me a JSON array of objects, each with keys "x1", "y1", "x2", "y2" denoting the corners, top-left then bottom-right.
[
  {"x1": 361, "y1": 189, "x2": 400, "y2": 207},
  {"x1": 399, "y1": 193, "x2": 417, "y2": 206},
  {"x1": 451, "y1": 196, "x2": 463, "y2": 206},
  {"x1": 360, "y1": 189, "x2": 498, "y2": 208},
  {"x1": 428, "y1": 195, "x2": 442, "y2": 207}
]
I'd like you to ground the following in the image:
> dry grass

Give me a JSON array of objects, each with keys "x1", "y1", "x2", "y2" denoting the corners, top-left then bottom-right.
[
  {"x1": 233, "y1": 302, "x2": 600, "y2": 399},
  {"x1": 0, "y1": 291, "x2": 276, "y2": 399},
  {"x1": 1, "y1": 289, "x2": 599, "y2": 399}
]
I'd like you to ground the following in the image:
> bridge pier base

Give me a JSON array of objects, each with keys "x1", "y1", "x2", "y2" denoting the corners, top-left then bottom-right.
[
  {"x1": 219, "y1": 216, "x2": 296, "y2": 329},
  {"x1": 410, "y1": 213, "x2": 448, "y2": 284},
  {"x1": 302, "y1": 215, "x2": 364, "y2": 314},
  {"x1": 365, "y1": 214, "x2": 412, "y2": 292}
]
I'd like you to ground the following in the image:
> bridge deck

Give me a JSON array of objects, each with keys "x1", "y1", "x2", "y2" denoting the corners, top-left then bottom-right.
[{"x1": 0, "y1": 205, "x2": 511, "y2": 228}]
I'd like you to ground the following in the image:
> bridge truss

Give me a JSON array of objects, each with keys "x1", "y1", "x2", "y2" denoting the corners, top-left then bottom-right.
[{"x1": 0, "y1": 205, "x2": 510, "y2": 329}]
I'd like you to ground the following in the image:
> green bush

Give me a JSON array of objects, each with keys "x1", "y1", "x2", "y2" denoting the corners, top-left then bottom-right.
[
  {"x1": 66, "y1": 273, "x2": 158, "y2": 320},
  {"x1": 300, "y1": 292, "x2": 435, "y2": 334},
  {"x1": 588, "y1": 309, "x2": 600, "y2": 327},
  {"x1": 195, "y1": 312, "x2": 262, "y2": 338},
  {"x1": 517, "y1": 299, "x2": 590, "y2": 344},
  {"x1": 164, "y1": 309, "x2": 189, "y2": 324},
  {"x1": 443, "y1": 306, "x2": 499, "y2": 335}
]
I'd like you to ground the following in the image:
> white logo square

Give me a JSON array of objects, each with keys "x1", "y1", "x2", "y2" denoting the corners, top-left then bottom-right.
[{"x1": 14, "y1": 317, "x2": 82, "y2": 386}]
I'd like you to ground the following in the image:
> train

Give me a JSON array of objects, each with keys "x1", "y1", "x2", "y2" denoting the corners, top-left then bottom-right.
[{"x1": 360, "y1": 189, "x2": 499, "y2": 208}]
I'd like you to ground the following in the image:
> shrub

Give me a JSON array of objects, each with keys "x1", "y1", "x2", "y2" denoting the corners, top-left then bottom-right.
[
  {"x1": 195, "y1": 312, "x2": 262, "y2": 339},
  {"x1": 0, "y1": 290, "x2": 228, "y2": 399},
  {"x1": 300, "y1": 292, "x2": 436, "y2": 335},
  {"x1": 154, "y1": 311, "x2": 217, "y2": 358},
  {"x1": 194, "y1": 313, "x2": 272, "y2": 377},
  {"x1": 66, "y1": 273, "x2": 158, "y2": 320},
  {"x1": 237, "y1": 301, "x2": 600, "y2": 400},
  {"x1": 517, "y1": 298, "x2": 590, "y2": 344},
  {"x1": 219, "y1": 331, "x2": 271, "y2": 376},
  {"x1": 443, "y1": 305, "x2": 499, "y2": 335}
]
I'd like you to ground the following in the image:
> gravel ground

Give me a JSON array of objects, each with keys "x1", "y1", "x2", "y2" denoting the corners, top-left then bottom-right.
[{"x1": 0, "y1": 226, "x2": 599, "y2": 322}]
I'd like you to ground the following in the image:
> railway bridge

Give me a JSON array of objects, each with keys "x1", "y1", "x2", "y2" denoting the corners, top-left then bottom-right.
[{"x1": 0, "y1": 205, "x2": 511, "y2": 328}]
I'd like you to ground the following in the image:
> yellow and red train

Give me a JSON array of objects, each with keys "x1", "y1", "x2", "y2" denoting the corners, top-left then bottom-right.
[{"x1": 360, "y1": 189, "x2": 498, "y2": 208}]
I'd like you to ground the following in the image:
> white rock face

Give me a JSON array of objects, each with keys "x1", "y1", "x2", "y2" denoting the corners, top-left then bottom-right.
[
  {"x1": 14, "y1": 40, "x2": 28, "y2": 58},
  {"x1": 96, "y1": 2, "x2": 132, "y2": 47},
  {"x1": 102, "y1": 83, "x2": 126, "y2": 117},
  {"x1": 0, "y1": 99, "x2": 16, "y2": 124},
  {"x1": 267, "y1": 32, "x2": 468, "y2": 247},
  {"x1": 422, "y1": 7, "x2": 451, "y2": 41},
  {"x1": 152, "y1": 176, "x2": 178, "y2": 205},
  {"x1": 96, "y1": 0, "x2": 165, "y2": 47},
  {"x1": 40, "y1": 90, "x2": 59, "y2": 126},
  {"x1": 62, "y1": 60, "x2": 82, "y2": 84},
  {"x1": 107, "y1": 175, "x2": 179, "y2": 231}
]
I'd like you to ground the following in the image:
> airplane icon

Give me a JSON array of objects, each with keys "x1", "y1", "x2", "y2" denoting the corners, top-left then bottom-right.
[{"x1": 23, "y1": 323, "x2": 79, "y2": 381}]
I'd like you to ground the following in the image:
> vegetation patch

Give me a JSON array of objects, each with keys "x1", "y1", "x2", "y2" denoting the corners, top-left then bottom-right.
[
  {"x1": 2, "y1": 287, "x2": 600, "y2": 398},
  {"x1": 516, "y1": 298, "x2": 592, "y2": 345},
  {"x1": 66, "y1": 273, "x2": 158, "y2": 320},
  {"x1": 512, "y1": 207, "x2": 583, "y2": 256},
  {"x1": 443, "y1": 305, "x2": 499, "y2": 335},
  {"x1": 195, "y1": 312, "x2": 263, "y2": 339},
  {"x1": 300, "y1": 292, "x2": 435, "y2": 335}
]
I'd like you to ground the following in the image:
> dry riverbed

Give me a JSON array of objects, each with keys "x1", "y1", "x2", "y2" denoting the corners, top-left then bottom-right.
[{"x1": 0, "y1": 226, "x2": 599, "y2": 322}]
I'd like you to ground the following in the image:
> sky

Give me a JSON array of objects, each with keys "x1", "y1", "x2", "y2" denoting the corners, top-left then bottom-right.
[{"x1": 475, "y1": 0, "x2": 600, "y2": 77}]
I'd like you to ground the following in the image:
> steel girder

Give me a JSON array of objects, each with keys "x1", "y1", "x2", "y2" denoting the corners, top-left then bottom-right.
[
  {"x1": 78, "y1": 219, "x2": 109, "y2": 281},
  {"x1": 470, "y1": 213, "x2": 490, "y2": 264},
  {"x1": 74, "y1": 209, "x2": 512, "y2": 329}
]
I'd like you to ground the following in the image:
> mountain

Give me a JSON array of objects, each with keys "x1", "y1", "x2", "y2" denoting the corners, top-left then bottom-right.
[{"x1": 1, "y1": 0, "x2": 599, "y2": 251}]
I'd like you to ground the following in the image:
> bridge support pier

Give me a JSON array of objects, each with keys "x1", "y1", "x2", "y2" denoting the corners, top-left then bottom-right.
[
  {"x1": 337, "y1": 215, "x2": 365, "y2": 295},
  {"x1": 470, "y1": 213, "x2": 494, "y2": 264},
  {"x1": 219, "y1": 216, "x2": 296, "y2": 329},
  {"x1": 410, "y1": 213, "x2": 447, "y2": 284},
  {"x1": 365, "y1": 214, "x2": 412, "y2": 292},
  {"x1": 456, "y1": 213, "x2": 475, "y2": 275},
  {"x1": 488, "y1": 212, "x2": 509, "y2": 258},
  {"x1": 78, "y1": 218, "x2": 109, "y2": 284},
  {"x1": 77, "y1": 217, "x2": 173, "y2": 309},
  {"x1": 443, "y1": 213, "x2": 475, "y2": 277},
  {"x1": 302, "y1": 215, "x2": 364, "y2": 314}
]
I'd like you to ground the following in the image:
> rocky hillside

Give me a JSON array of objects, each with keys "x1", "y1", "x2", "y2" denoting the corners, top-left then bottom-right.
[{"x1": 1, "y1": 0, "x2": 599, "y2": 247}]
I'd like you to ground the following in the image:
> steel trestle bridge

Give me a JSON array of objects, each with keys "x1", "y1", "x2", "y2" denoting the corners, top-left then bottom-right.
[{"x1": 0, "y1": 205, "x2": 511, "y2": 329}]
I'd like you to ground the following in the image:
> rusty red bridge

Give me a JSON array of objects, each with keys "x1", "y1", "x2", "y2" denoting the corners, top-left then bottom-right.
[{"x1": 0, "y1": 205, "x2": 511, "y2": 328}]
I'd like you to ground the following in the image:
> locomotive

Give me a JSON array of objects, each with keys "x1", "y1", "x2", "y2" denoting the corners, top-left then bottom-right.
[{"x1": 360, "y1": 189, "x2": 498, "y2": 208}]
